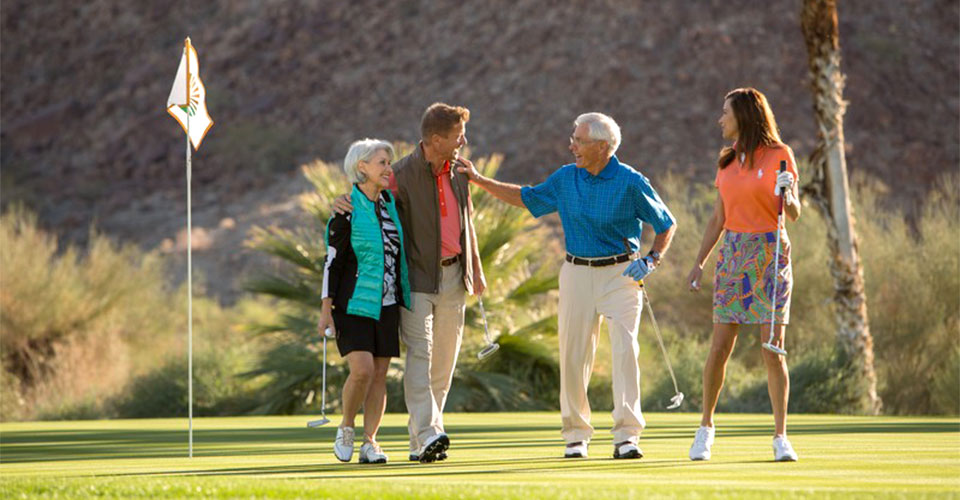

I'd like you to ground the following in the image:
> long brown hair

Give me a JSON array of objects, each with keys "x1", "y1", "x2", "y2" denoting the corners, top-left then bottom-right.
[{"x1": 718, "y1": 88, "x2": 781, "y2": 169}]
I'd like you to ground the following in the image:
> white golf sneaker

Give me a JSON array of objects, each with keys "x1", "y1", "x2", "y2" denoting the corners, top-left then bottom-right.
[
  {"x1": 333, "y1": 426, "x2": 355, "y2": 462},
  {"x1": 359, "y1": 441, "x2": 388, "y2": 464},
  {"x1": 564, "y1": 441, "x2": 588, "y2": 458},
  {"x1": 689, "y1": 426, "x2": 715, "y2": 461},
  {"x1": 613, "y1": 441, "x2": 643, "y2": 459},
  {"x1": 773, "y1": 435, "x2": 798, "y2": 462}
]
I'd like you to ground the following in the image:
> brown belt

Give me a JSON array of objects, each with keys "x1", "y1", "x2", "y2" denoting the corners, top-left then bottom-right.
[
  {"x1": 565, "y1": 252, "x2": 636, "y2": 267},
  {"x1": 441, "y1": 254, "x2": 460, "y2": 266}
]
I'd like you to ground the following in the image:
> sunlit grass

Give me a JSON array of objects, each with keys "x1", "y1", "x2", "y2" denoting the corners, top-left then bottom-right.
[{"x1": 1, "y1": 413, "x2": 957, "y2": 499}]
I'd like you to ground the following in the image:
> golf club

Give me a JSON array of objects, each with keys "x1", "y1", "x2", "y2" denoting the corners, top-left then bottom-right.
[
  {"x1": 762, "y1": 160, "x2": 789, "y2": 357},
  {"x1": 623, "y1": 239, "x2": 684, "y2": 410},
  {"x1": 307, "y1": 327, "x2": 334, "y2": 427},
  {"x1": 476, "y1": 296, "x2": 500, "y2": 360}
]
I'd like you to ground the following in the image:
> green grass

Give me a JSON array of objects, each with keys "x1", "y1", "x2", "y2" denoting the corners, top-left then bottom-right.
[{"x1": 1, "y1": 413, "x2": 958, "y2": 499}]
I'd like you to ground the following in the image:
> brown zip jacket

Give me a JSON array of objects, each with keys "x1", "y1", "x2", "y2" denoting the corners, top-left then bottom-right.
[{"x1": 391, "y1": 144, "x2": 477, "y2": 294}]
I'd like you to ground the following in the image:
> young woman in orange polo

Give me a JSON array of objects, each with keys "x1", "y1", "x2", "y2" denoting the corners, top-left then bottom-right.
[{"x1": 686, "y1": 88, "x2": 801, "y2": 462}]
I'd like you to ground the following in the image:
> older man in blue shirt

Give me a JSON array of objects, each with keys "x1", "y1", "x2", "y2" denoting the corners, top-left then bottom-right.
[{"x1": 458, "y1": 112, "x2": 676, "y2": 460}]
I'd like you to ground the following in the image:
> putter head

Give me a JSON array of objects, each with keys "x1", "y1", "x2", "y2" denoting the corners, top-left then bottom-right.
[
  {"x1": 762, "y1": 343, "x2": 788, "y2": 356},
  {"x1": 307, "y1": 416, "x2": 330, "y2": 428},
  {"x1": 667, "y1": 392, "x2": 684, "y2": 410},
  {"x1": 477, "y1": 343, "x2": 500, "y2": 360}
]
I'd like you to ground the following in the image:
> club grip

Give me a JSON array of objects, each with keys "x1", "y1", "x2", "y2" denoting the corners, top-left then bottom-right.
[{"x1": 777, "y1": 160, "x2": 787, "y2": 215}]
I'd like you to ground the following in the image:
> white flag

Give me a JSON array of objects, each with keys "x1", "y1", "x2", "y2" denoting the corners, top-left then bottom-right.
[{"x1": 167, "y1": 38, "x2": 213, "y2": 150}]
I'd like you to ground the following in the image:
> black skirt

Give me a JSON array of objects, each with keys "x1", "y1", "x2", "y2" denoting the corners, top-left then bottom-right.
[{"x1": 333, "y1": 304, "x2": 401, "y2": 357}]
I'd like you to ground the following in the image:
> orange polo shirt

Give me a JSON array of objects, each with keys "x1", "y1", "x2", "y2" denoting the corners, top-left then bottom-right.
[
  {"x1": 436, "y1": 161, "x2": 462, "y2": 258},
  {"x1": 388, "y1": 163, "x2": 463, "y2": 258},
  {"x1": 715, "y1": 144, "x2": 798, "y2": 233}
]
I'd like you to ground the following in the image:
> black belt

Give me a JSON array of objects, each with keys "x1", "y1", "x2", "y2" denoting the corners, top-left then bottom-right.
[
  {"x1": 565, "y1": 252, "x2": 636, "y2": 267},
  {"x1": 441, "y1": 255, "x2": 460, "y2": 266}
]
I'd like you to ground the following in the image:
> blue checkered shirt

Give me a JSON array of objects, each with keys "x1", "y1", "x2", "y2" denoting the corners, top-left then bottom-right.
[{"x1": 520, "y1": 155, "x2": 676, "y2": 258}]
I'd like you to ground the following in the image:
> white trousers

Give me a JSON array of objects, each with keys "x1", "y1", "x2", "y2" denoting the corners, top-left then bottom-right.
[{"x1": 558, "y1": 260, "x2": 646, "y2": 445}]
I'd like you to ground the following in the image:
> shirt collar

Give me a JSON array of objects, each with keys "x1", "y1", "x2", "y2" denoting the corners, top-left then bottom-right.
[
  {"x1": 416, "y1": 142, "x2": 450, "y2": 176},
  {"x1": 579, "y1": 155, "x2": 620, "y2": 181}
]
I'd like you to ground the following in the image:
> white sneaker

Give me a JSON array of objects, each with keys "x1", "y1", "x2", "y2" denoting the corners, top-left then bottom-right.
[
  {"x1": 359, "y1": 441, "x2": 388, "y2": 464},
  {"x1": 773, "y1": 436, "x2": 798, "y2": 462},
  {"x1": 333, "y1": 426, "x2": 355, "y2": 462},
  {"x1": 564, "y1": 441, "x2": 588, "y2": 458},
  {"x1": 613, "y1": 441, "x2": 643, "y2": 459},
  {"x1": 689, "y1": 426, "x2": 715, "y2": 461}
]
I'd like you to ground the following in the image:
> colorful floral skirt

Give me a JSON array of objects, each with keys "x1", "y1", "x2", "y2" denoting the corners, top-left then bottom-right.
[{"x1": 713, "y1": 229, "x2": 792, "y2": 324}]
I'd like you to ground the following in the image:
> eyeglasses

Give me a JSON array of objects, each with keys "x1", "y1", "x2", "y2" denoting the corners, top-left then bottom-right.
[{"x1": 569, "y1": 136, "x2": 598, "y2": 147}]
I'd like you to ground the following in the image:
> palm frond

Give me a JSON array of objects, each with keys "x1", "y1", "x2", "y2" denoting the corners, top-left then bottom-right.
[{"x1": 243, "y1": 275, "x2": 320, "y2": 308}]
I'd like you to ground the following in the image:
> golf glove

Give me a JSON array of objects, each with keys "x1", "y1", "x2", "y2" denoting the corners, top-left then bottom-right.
[
  {"x1": 774, "y1": 171, "x2": 794, "y2": 196},
  {"x1": 623, "y1": 256, "x2": 656, "y2": 281}
]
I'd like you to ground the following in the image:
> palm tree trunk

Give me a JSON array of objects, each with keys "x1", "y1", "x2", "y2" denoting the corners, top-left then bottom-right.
[{"x1": 800, "y1": 0, "x2": 882, "y2": 414}]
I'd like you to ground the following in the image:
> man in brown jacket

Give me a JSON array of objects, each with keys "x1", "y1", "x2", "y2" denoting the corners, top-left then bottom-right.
[{"x1": 333, "y1": 103, "x2": 486, "y2": 463}]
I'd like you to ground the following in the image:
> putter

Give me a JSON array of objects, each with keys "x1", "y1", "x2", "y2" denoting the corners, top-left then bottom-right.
[
  {"x1": 762, "y1": 161, "x2": 789, "y2": 357},
  {"x1": 476, "y1": 296, "x2": 500, "y2": 360},
  {"x1": 307, "y1": 327, "x2": 334, "y2": 427},
  {"x1": 623, "y1": 239, "x2": 684, "y2": 410}
]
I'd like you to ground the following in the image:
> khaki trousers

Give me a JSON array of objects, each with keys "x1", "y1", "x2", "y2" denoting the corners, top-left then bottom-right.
[
  {"x1": 401, "y1": 264, "x2": 466, "y2": 453},
  {"x1": 558, "y1": 260, "x2": 646, "y2": 445}
]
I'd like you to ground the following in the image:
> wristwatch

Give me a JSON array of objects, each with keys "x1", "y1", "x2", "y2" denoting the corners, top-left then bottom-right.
[{"x1": 645, "y1": 250, "x2": 662, "y2": 267}]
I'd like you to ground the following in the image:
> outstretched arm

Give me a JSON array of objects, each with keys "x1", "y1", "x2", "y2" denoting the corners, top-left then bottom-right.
[{"x1": 456, "y1": 157, "x2": 525, "y2": 207}]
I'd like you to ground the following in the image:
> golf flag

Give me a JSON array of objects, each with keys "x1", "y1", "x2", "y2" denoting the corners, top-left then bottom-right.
[{"x1": 167, "y1": 37, "x2": 213, "y2": 150}]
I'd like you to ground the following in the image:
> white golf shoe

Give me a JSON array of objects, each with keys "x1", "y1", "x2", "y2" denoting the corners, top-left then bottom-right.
[
  {"x1": 564, "y1": 441, "x2": 588, "y2": 458},
  {"x1": 359, "y1": 441, "x2": 388, "y2": 464},
  {"x1": 773, "y1": 435, "x2": 798, "y2": 462},
  {"x1": 689, "y1": 426, "x2": 715, "y2": 461},
  {"x1": 613, "y1": 441, "x2": 643, "y2": 459},
  {"x1": 333, "y1": 426, "x2": 355, "y2": 462}
]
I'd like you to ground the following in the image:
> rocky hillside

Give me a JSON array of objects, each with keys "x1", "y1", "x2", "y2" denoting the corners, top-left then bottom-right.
[{"x1": 2, "y1": 0, "x2": 956, "y2": 298}]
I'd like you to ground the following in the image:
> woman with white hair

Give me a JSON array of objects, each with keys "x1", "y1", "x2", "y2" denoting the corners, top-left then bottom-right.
[{"x1": 317, "y1": 138, "x2": 411, "y2": 464}]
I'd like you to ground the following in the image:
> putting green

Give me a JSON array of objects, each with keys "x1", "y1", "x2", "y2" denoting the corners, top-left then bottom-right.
[{"x1": 1, "y1": 412, "x2": 957, "y2": 499}]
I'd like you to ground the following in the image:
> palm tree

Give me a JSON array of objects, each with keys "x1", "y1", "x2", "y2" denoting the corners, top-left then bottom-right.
[
  {"x1": 243, "y1": 146, "x2": 560, "y2": 414},
  {"x1": 800, "y1": 0, "x2": 881, "y2": 414}
]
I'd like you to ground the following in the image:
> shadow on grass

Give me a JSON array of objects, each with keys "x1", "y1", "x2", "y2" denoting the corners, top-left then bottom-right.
[
  {"x1": 102, "y1": 455, "x2": 762, "y2": 480},
  {"x1": 0, "y1": 423, "x2": 558, "y2": 464},
  {"x1": 2, "y1": 419, "x2": 956, "y2": 465}
]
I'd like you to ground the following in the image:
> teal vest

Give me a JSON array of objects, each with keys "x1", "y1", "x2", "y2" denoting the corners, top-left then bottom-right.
[{"x1": 337, "y1": 185, "x2": 411, "y2": 319}]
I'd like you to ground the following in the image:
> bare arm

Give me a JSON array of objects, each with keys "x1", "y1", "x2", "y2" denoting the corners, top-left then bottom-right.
[
  {"x1": 687, "y1": 194, "x2": 726, "y2": 291},
  {"x1": 650, "y1": 223, "x2": 676, "y2": 261},
  {"x1": 784, "y1": 182, "x2": 801, "y2": 222},
  {"x1": 456, "y1": 158, "x2": 525, "y2": 207}
]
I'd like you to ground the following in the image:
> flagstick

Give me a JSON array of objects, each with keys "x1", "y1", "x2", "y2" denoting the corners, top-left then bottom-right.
[{"x1": 185, "y1": 37, "x2": 194, "y2": 460}]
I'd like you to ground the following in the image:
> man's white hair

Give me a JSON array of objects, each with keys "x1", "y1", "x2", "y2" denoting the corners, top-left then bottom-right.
[
  {"x1": 574, "y1": 112, "x2": 621, "y2": 155},
  {"x1": 343, "y1": 138, "x2": 394, "y2": 184}
]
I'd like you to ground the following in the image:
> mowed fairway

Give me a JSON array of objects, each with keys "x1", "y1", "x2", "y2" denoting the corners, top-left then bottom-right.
[{"x1": 1, "y1": 412, "x2": 958, "y2": 499}]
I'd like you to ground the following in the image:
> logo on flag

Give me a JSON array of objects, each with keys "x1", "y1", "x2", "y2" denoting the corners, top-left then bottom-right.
[{"x1": 167, "y1": 38, "x2": 213, "y2": 150}]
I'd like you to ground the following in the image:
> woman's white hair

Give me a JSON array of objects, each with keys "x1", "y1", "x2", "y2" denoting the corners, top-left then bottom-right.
[
  {"x1": 574, "y1": 112, "x2": 621, "y2": 155},
  {"x1": 343, "y1": 138, "x2": 394, "y2": 184}
]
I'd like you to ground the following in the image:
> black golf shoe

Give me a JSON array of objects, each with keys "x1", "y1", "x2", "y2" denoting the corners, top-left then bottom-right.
[
  {"x1": 418, "y1": 433, "x2": 450, "y2": 463},
  {"x1": 409, "y1": 451, "x2": 447, "y2": 462}
]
